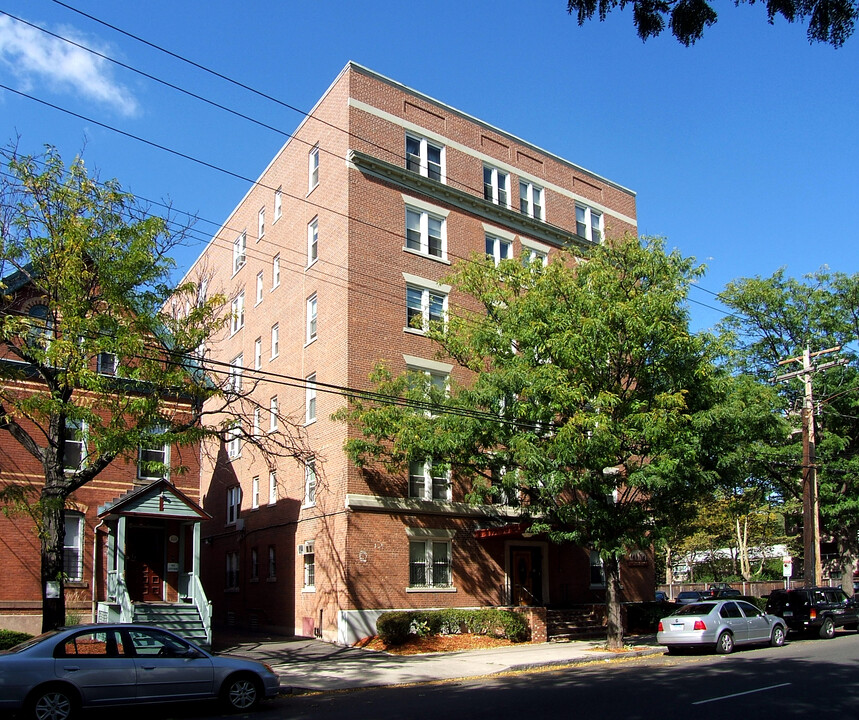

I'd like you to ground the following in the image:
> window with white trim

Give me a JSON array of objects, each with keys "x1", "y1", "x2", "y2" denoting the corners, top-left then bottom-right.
[
  {"x1": 225, "y1": 552, "x2": 239, "y2": 589},
  {"x1": 409, "y1": 540, "x2": 451, "y2": 588},
  {"x1": 483, "y1": 165, "x2": 510, "y2": 207},
  {"x1": 405, "y1": 134, "x2": 444, "y2": 182},
  {"x1": 305, "y1": 373, "x2": 317, "y2": 423},
  {"x1": 228, "y1": 354, "x2": 243, "y2": 394},
  {"x1": 272, "y1": 255, "x2": 281, "y2": 288},
  {"x1": 308, "y1": 145, "x2": 319, "y2": 191},
  {"x1": 485, "y1": 234, "x2": 513, "y2": 265},
  {"x1": 274, "y1": 187, "x2": 282, "y2": 221},
  {"x1": 307, "y1": 217, "x2": 318, "y2": 267},
  {"x1": 304, "y1": 459, "x2": 317, "y2": 506},
  {"x1": 519, "y1": 181, "x2": 545, "y2": 220},
  {"x1": 226, "y1": 422, "x2": 241, "y2": 459},
  {"x1": 303, "y1": 541, "x2": 315, "y2": 589},
  {"x1": 232, "y1": 232, "x2": 246, "y2": 274},
  {"x1": 306, "y1": 294, "x2": 317, "y2": 343},
  {"x1": 258, "y1": 207, "x2": 265, "y2": 241},
  {"x1": 271, "y1": 324, "x2": 279, "y2": 359},
  {"x1": 138, "y1": 428, "x2": 169, "y2": 481},
  {"x1": 63, "y1": 512, "x2": 84, "y2": 581},
  {"x1": 268, "y1": 470, "x2": 277, "y2": 505},
  {"x1": 576, "y1": 205, "x2": 603, "y2": 243},
  {"x1": 406, "y1": 285, "x2": 446, "y2": 332},
  {"x1": 251, "y1": 477, "x2": 260, "y2": 510},
  {"x1": 523, "y1": 247, "x2": 548, "y2": 267},
  {"x1": 405, "y1": 207, "x2": 446, "y2": 260},
  {"x1": 253, "y1": 408, "x2": 261, "y2": 438},
  {"x1": 230, "y1": 292, "x2": 245, "y2": 335},
  {"x1": 226, "y1": 486, "x2": 241, "y2": 525},
  {"x1": 255, "y1": 271, "x2": 264, "y2": 305},
  {"x1": 269, "y1": 396, "x2": 278, "y2": 432},
  {"x1": 254, "y1": 338, "x2": 262, "y2": 370},
  {"x1": 63, "y1": 419, "x2": 86, "y2": 471},
  {"x1": 409, "y1": 460, "x2": 450, "y2": 501}
]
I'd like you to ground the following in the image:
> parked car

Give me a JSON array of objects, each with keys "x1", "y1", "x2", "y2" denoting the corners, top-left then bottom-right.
[
  {"x1": 676, "y1": 591, "x2": 707, "y2": 604},
  {"x1": 765, "y1": 587, "x2": 859, "y2": 638},
  {"x1": 0, "y1": 624, "x2": 281, "y2": 720},
  {"x1": 709, "y1": 588, "x2": 742, "y2": 599},
  {"x1": 655, "y1": 591, "x2": 669, "y2": 602},
  {"x1": 657, "y1": 599, "x2": 787, "y2": 654}
]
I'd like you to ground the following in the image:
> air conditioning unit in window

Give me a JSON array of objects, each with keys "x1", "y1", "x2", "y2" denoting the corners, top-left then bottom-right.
[
  {"x1": 297, "y1": 544, "x2": 305, "y2": 556},
  {"x1": 298, "y1": 541, "x2": 314, "y2": 555}
]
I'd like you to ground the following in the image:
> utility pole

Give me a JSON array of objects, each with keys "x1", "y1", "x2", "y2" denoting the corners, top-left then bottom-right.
[{"x1": 774, "y1": 345, "x2": 847, "y2": 588}]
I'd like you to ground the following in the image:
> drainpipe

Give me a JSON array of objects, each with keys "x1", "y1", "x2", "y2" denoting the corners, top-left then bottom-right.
[{"x1": 92, "y1": 519, "x2": 105, "y2": 623}]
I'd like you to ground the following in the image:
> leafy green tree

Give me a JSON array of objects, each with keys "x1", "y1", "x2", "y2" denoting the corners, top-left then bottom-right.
[
  {"x1": 0, "y1": 145, "x2": 306, "y2": 630},
  {"x1": 566, "y1": 0, "x2": 857, "y2": 47},
  {"x1": 718, "y1": 268, "x2": 859, "y2": 591},
  {"x1": 340, "y1": 235, "x2": 717, "y2": 648}
]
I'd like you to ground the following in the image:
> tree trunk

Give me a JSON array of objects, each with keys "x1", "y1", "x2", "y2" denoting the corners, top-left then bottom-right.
[
  {"x1": 603, "y1": 555, "x2": 624, "y2": 650},
  {"x1": 40, "y1": 481, "x2": 67, "y2": 631}
]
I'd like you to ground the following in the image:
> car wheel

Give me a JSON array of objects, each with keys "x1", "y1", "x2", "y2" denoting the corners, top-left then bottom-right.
[
  {"x1": 221, "y1": 673, "x2": 262, "y2": 712},
  {"x1": 819, "y1": 617, "x2": 835, "y2": 639},
  {"x1": 715, "y1": 631, "x2": 734, "y2": 654},
  {"x1": 770, "y1": 624, "x2": 786, "y2": 647},
  {"x1": 28, "y1": 684, "x2": 78, "y2": 720}
]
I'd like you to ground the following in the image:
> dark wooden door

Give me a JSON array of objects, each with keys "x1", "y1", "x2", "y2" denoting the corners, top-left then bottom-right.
[
  {"x1": 127, "y1": 527, "x2": 164, "y2": 602},
  {"x1": 511, "y1": 546, "x2": 543, "y2": 606}
]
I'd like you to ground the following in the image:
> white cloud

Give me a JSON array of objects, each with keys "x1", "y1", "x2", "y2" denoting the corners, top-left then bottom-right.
[{"x1": 0, "y1": 15, "x2": 139, "y2": 117}]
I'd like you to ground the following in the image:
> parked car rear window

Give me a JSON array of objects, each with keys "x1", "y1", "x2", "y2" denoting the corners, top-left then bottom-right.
[{"x1": 674, "y1": 602, "x2": 717, "y2": 615}]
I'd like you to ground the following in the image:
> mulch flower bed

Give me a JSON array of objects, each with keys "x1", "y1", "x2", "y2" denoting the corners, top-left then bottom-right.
[{"x1": 354, "y1": 633, "x2": 517, "y2": 655}]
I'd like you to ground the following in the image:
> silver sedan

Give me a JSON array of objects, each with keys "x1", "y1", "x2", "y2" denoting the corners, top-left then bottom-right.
[
  {"x1": 0, "y1": 623, "x2": 281, "y2": 720},
  {"x1": 657, "y1": 599, "x2": 787, "y2": 654}
]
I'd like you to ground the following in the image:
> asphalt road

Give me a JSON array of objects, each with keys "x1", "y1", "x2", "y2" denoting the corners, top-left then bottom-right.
[{"x1": 83, "y1": 631, "x2": 859, "y2": 720}]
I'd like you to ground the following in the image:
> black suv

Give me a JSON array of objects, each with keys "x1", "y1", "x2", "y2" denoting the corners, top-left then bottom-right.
[{"x1": 765, "y1": 587, "x2": 859, "y2": 638}]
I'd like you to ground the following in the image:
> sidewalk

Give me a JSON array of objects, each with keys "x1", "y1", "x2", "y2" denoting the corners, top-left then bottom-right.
[{"x1": 214, "y1": 633, "x2": 665, "y2": 692}]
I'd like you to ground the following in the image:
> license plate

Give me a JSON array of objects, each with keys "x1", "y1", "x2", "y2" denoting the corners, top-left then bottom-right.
[
  {"x1": 783, "y1": 610, "x2": 793, "y2": 617},
  {"x1": 670, "y1": 623, "x2": 684, "y2": 631}
]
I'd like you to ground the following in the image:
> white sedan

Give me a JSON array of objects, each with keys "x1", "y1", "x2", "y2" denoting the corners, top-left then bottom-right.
[{"x1": 657, "y1": 599, "x2": 787, "y2": 654}]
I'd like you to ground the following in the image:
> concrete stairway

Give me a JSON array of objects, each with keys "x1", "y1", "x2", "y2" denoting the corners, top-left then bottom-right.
[
  {"x1": 547, "y1": 606, "x2": 606, "y2": 641},
  {"x1": 132, "y1": 603, "x2": 209, "y2": 648}
]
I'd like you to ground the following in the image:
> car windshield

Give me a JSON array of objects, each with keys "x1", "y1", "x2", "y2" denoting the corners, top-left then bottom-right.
[
  {"x1": 673, "y1": 602, "x2": 717, "y2": 616},
  {"x1": 0, "y1": 629, "x2": 61, "y2": 654}
]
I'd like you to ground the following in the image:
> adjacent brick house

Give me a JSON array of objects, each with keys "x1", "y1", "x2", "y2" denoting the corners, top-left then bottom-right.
[
  {"x1": 0, "y1": 274, "x2": 210, "y2": 641},
  {"x1": 188, "y1": 62, "x2": 650, "y2": 645}
]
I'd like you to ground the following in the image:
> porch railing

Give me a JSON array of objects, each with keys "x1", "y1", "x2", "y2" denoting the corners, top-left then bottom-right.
[
  {"x1": 184, "y1": 572, "x2": 212, "y2": 647},
  {"x1": 107, "y1": 570, "x2": 134, "y2": 624}
]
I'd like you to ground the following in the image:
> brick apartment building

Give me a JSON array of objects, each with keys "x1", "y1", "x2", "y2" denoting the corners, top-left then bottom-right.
[
  {"x1": 0, "y1": 273, "x2": 210, "y2": 641},
  {"x1": 188, "y1": 62, "x2": 649, "y2": 645}
]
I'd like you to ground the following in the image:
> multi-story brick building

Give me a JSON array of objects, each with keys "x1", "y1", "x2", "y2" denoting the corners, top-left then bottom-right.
[{"x1": 188, "y1": 62, "x2": 647, "y2": 645}]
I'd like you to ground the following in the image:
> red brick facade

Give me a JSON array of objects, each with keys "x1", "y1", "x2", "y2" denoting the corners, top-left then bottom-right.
[{"x1": 188, "y1": 63, "x2": 650, "y2": 644}]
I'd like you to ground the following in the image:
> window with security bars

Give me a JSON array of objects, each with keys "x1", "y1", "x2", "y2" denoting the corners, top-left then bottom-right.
[{"x1": 409, "y1": 540, "x2": 451, "y2": 588}]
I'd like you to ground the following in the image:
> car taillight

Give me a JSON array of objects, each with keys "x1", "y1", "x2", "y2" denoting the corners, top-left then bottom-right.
[
  {"x1": 693, "y1": 620, "x2": 707, "y2": 631},
  {"x1": 658, "y1": 621, "x2": 664, "y2": 631},
  {"x1": 810, "y1": 609, "x2": 817, "y2": 619}
]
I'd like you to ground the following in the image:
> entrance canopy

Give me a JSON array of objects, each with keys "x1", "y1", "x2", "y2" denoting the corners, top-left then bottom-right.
[{"x1": 98, "y1": 478, "x2": 211, "y2": 521}]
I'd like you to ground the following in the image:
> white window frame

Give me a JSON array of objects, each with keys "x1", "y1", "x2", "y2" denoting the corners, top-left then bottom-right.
[
  {"x1": 408, "y1": 460, "x2": 451, "y2": 502},
  {"x1": 483, "y1": 165, "x2": 510, "y2": 207},
  {"x1": 519, "y1": 180, "x2": 545, "y2": 220},
  {"x1": 308, "y1": 145, "x2": 320, "y2": 191},
  {"x1": 306, "y1": 294, "x2": 318, "y2": 344},
  {"x1": 232, "y1": 232, "x2": 246, "y2": 275},
  {"x1": 138, "y1": 428, "x2": 169, "y2": 481},
  {"x1": 253, "y1": 407, "x2": 261, "y2": 438},
  {"x1": 304, "y1": 459, "x2": 317, "y2": 507},
  {"x1": 63, "y1": 512, "x2": 84, "y2": 582},
  {"x1": 254, "y1": 337, "x2": 262, "y2": 370},
  {"x1": 269, "y1": 396, "x2": 278, "y2": 432},
  {"x1": 307, "y1": 217, "x2": 318, "y2": 267},
  {"x1": 271, "y1": 324, "x2": 279, "y2": 359},
  {"x1": 408, "y1": 539, "x2": 452, "y2": 589},
  {"x1": 521, "y1": 237, "x2": 550, "y2": 267},
  {"x1": 268, "y1": 470, "x2": 277, "y2": 505},
  {"x1": 404, "y1": 275, "x2": 450, "y2": 334},
  {"x1": 226, "y1": 485, "x2": 241, "y2": 525},
  {"x1": 251, "y1": 476, "x2": 260, "y2": 510},
  {"x1": 230, "y1": 292, "x2": 245, "y2": 335},
  {"x1": 257, "y1": 207, "x2": 265, "y2": 241},
  {"x1": 303, "y1": 542, "x2": 316, "y2": 590},
  {"x1": 305, "y1": 373, "x2": 317, "y2": 424},
  {"x1": 272, "y1": 255, "x2": 281, "y2": 288},
  {"x1": 255, "y1": 271, "x2": 264, "y2": 305},
  {"x1": 274, "y1": 187, "x2": 282, "y2": 221},
  {"x1": 228, "y1": 354, "x2": 243, "y2": 394},
  {"x1": 405, "y1": 133, "x2": 445, "y2": 182},
  {"x1": 226, "y1": 422, "x2": 241, "y2": 459},
  {"x1": 63, "y1": 418, "x2": 87, "y2": 472},
  {"x1": 485, "y1": 234, "x2": 513, "y2": 265},
  {"x1": 576, "y1": 204, "x2": 603, "y2": 244},
  {"x1": 405, "y1": 206, "x2": 447, "y2": 260}
]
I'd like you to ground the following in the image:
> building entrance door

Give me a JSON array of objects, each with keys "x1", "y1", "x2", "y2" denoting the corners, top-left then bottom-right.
[
  {"x1": 126, "y1": 527, "x2": 164, "y2": 602},
  {"x1": 510, "y1": 546, "x2": 543, "y2": 605}
]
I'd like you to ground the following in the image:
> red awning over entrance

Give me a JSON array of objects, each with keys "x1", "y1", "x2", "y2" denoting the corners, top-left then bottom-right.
[{"x1": 473, "y1": 522, "x2": 531, "y2": 539}]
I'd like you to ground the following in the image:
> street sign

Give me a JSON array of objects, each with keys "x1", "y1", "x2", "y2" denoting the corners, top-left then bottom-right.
[{"x1": 783, "y1": 556, "x2": 793, "y2": 577}]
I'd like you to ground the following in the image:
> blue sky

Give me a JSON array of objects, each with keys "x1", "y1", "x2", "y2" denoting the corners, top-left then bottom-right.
[{"x1": 1, "y1": 0, "x2": 857, "y2": 333}]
